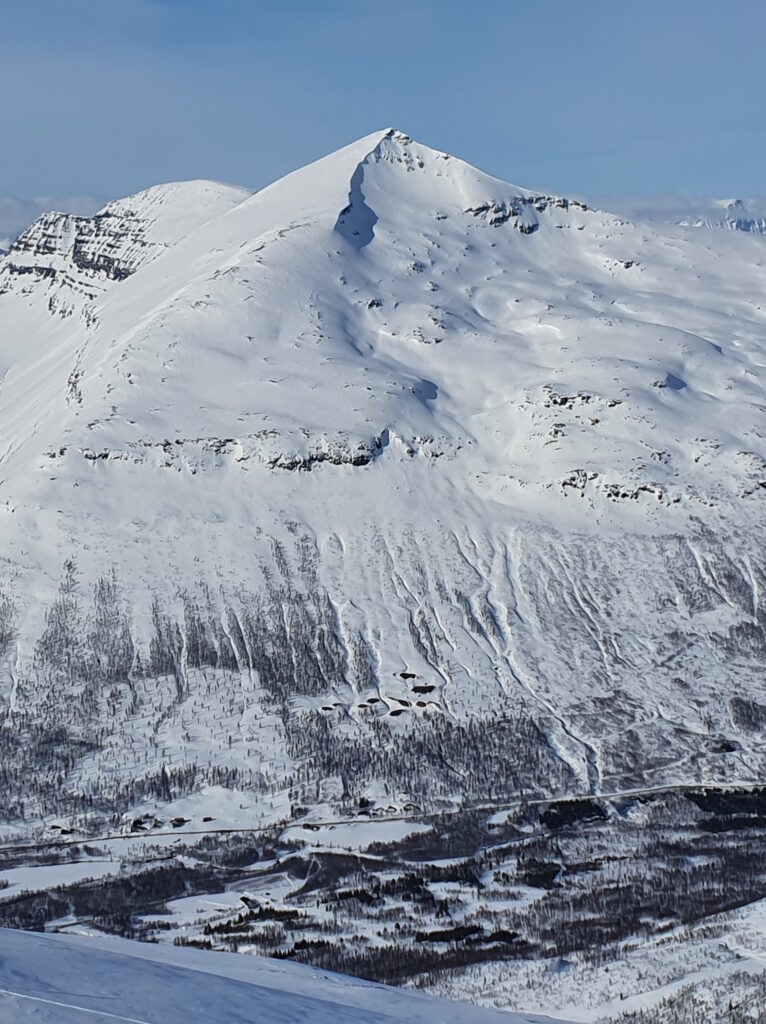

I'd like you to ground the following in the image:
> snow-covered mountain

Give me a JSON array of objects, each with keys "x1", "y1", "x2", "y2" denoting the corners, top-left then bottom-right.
[
  {"x1": 3, "y1": 128, "x2": 766, "y2": 1019},
  {"x1": 3, "y1": 127, "x2": 766, "y2": 797},
  {"x1": 3, "y1": 123, "x2": 766, "y2": 808}
]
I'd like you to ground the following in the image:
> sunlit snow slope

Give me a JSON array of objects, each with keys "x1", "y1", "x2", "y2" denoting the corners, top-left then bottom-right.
[{"x1": 1, "y1": 128, "x2": 766, "y2": 826}]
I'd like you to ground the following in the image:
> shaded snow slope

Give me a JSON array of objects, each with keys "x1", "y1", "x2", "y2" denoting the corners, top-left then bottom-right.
[{"x1": 0, "y1": 929, "x2": 564, "y2": 1023}]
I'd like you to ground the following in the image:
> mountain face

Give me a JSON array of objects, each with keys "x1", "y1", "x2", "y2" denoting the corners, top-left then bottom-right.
[
  {"x1": 3, "y1": 128, "x2": 766, "y2": 1018},
  {"x1": 2, "y1": 123, "x2": 766, "y2": 811}
]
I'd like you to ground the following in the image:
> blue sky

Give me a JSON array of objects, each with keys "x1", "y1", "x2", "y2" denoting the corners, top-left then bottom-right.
[{"x1": 2, "y1": 0, "x2": 764, "y2": 201}]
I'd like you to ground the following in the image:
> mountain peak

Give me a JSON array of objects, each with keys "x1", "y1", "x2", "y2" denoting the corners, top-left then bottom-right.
[{"x1": 99, "y1": 178, "x2": 252, "y2": 218}]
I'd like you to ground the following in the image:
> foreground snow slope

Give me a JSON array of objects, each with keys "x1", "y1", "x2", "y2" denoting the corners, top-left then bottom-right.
[
  {"x1": 1, "y1": 127, "x2": 766, "y2": 826},
  {"x1": 0, "y1": 929, "x2": 563, "y2": 1023}
]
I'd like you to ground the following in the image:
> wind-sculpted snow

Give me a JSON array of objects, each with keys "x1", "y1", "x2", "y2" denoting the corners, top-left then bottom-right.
[{"x1": 2, "y1": 127, "x2": 766, "y2": 1018}]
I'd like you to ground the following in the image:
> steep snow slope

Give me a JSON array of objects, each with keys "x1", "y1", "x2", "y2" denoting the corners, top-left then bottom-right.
[
  {"x1": 0, "y1": 929, "x2": 563, "y2": 1023},
  {"x1": 1, "y1": 128, "x2": 766, "y2": 824}
]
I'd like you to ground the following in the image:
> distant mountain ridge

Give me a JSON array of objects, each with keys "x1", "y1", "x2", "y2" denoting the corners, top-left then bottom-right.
[{"x1": 599, "y1": 193, "x2": 766, "y2": 233}]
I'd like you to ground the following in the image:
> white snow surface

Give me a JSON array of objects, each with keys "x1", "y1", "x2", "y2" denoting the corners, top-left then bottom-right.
[{"x1": 0, "y1": 928, "x2": 565, "y2": 1023}]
